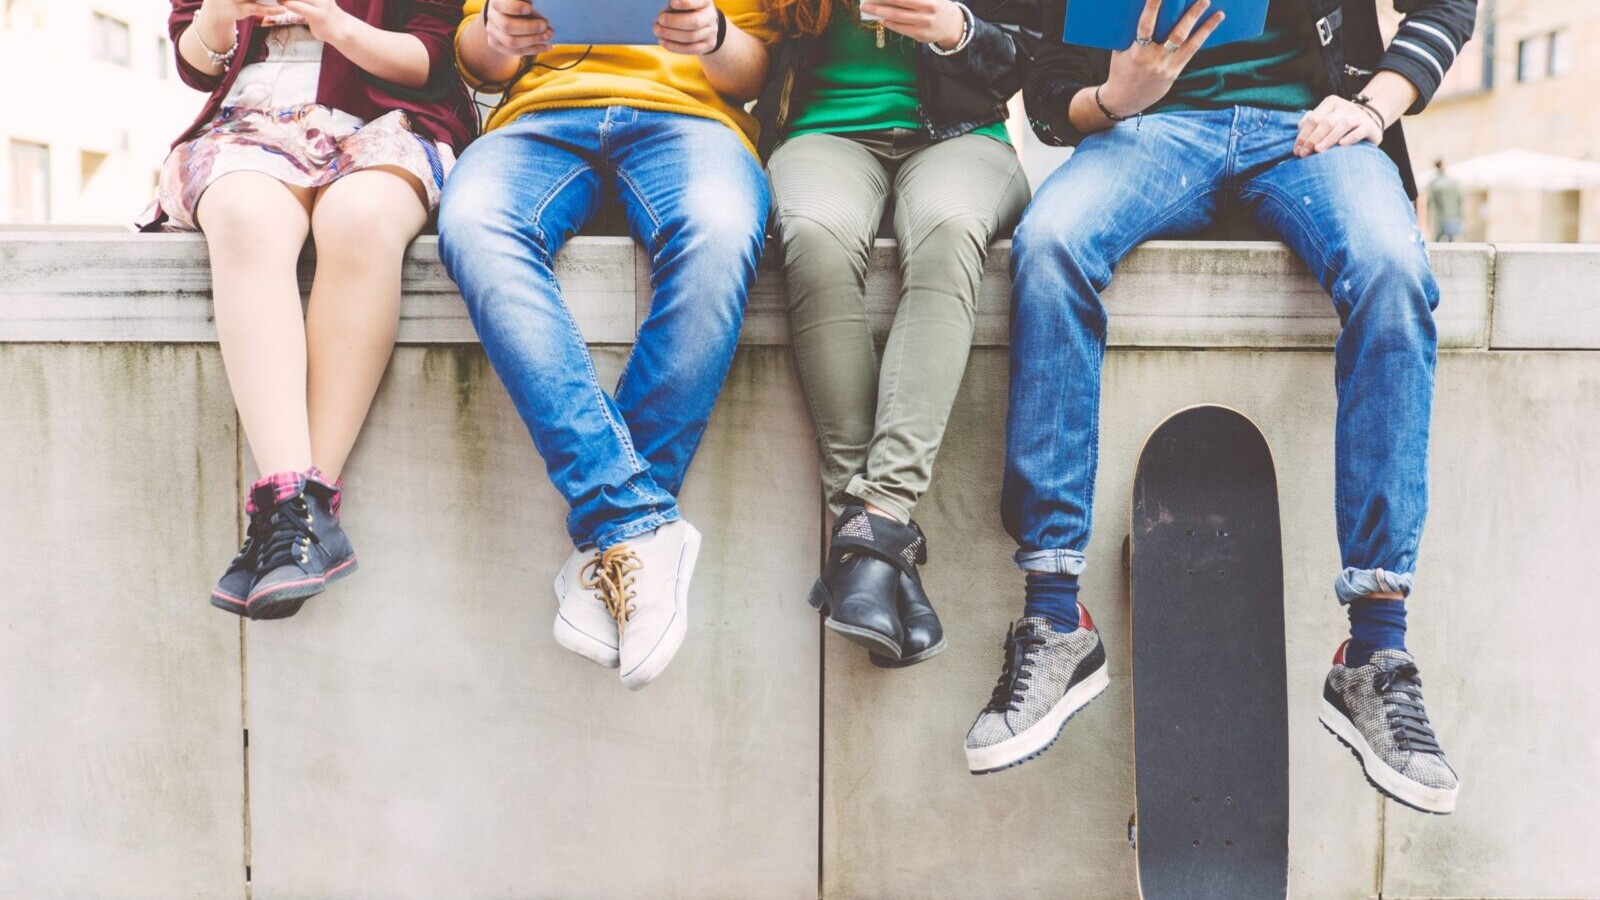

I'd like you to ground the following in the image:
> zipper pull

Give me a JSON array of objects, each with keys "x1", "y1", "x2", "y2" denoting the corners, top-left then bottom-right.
[{"x1": 1344, "y1": 64, "x2": 1374, "y2": 78}]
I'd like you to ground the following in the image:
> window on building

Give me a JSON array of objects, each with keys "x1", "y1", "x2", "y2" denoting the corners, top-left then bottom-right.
[
  {"x1": 155, "y1": 37, "x2": 170, "y2": 79},
  {"x1": 1516, "y1": 36, "x2": 1545, "y2": 83},
  {"x1": 92, "y1": 12, "x2": 131, "y2": 66},
  {"x1": 8, "y1": 140, "x2": 52, "y2": 224},
  {"x1": 1548, "y1": 29, "x2": 1571, "y2": 77}
]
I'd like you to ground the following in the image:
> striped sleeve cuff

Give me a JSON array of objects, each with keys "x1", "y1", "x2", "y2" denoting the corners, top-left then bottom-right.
[{"x1": 1379, "y1": 18, "x2": 1462, "y2": 114}]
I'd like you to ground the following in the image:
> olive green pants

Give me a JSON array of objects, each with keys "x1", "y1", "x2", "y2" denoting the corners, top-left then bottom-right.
[{"x1": 769, "y1": 129, "x2": 1030, "y2": 522}]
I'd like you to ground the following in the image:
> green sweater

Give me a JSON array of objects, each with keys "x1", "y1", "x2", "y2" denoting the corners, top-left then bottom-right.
[
  {"x1": 787, "y1": 16, "x2": 1010, "y2": 142},
  {"x1": 1155, "y1": 1, "x2": 1321, "y2": 114}
]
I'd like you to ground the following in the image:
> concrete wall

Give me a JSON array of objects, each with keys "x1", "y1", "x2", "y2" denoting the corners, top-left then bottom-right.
[{"x1": 2, "y1": 234, "x2": 1598, "y2": 899}]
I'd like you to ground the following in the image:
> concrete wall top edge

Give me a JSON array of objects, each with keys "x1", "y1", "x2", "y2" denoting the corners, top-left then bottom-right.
[{"x1": 2, "y1": 232, "x2": 1591, "y2": 350}]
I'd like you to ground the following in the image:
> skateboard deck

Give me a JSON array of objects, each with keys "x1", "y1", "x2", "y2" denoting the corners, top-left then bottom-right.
[{"x1": 1129, "y1": 405, "x2": 1288, "y2": 900}]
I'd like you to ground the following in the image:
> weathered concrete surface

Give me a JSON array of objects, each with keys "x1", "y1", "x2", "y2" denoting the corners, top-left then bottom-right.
[
  {"x1": 243, "y1": 347, "x2": 820, "y2": 900},
  {"x1": 1489, "y1": 245, "x2": 1600, "y2": 349},
  {"x1": 0, "y1": 346, "x2": 245, "y2": 899},
  {"x1": 0, "y1": 234, "x2": 1494, "y2": 350},
  {"x1": 4, "y1": 238, "x2": 1600, "y2": 899},
  {"x1": 1380, "y1": 353, "x2": 1600, "y2": 900}
]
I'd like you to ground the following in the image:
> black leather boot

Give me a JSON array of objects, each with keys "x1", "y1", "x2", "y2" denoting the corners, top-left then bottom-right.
[
  {"x1": 808, "y1": 506, "x2": 928, "y2": 661},
  {"x1": 871, "y1": 566, "x2": 948, "y2": 668}
]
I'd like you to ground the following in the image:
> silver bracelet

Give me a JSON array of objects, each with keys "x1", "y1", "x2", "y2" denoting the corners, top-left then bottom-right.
[
  {"x1": 193, "y1": 9, "x2": 239, "y2": 71},
  {"x1": 928, "y1": 1, "x2": 975, "y2": 57}
]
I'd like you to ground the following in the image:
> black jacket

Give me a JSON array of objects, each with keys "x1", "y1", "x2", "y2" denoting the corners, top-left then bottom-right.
[
  {"x1": 753, "y1": 0, "x2": 1047, "y2": 159},
  {"x1": 1025, "y1": 0, "x2": 1477, "y2": 197}
]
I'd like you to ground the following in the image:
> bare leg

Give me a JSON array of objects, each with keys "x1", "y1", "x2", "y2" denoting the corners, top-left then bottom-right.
[
  {"x1": 197, "y1": 171, "x2": 316, "y2": 475},
  {"x1": 304, "y1": 167, "x2": 429, "y2": 480}
]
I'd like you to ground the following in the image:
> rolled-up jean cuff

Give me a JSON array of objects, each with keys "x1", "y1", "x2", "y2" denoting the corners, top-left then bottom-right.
[
  {"x1": 1335, "y1": 567, "x2": 1414, "y2": 605},
  {"x1": 1013, "y1": 548, "x2": 1088, "y2": 576},
  {"x1": 590, "y1": 507, "x2": 681, "y2": 552}
]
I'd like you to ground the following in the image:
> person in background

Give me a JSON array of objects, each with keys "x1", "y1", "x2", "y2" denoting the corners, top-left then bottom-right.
[
  {"x1": 964, "y1": 0, "x2": 1474, "y2": 819},
  {"x1": 1427, "y1": 158, "x2": 1465, "y2": 242},
  {"x1": 437, "y1": 0, "x2": 774, "y2": 690},
  {"x1": 753, "y1": 0, "x2": 1037, "y2": 669},
  {"x1": 153, "y1": 0, "x2": 475, "y2": 620}
]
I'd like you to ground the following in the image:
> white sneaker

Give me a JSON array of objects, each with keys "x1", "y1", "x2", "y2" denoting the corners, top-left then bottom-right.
[
  {"x1": 588, "y1": 519, "x2": 700, "y2": 691},
  {"x1": 552, "y1": 547, "x2": 619, "y2": 668}
]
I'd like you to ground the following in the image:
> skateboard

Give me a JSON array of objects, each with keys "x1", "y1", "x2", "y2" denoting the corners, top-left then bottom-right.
[{"x1": 1127, "y1": 405, "x2": 1289, "y2": 900}]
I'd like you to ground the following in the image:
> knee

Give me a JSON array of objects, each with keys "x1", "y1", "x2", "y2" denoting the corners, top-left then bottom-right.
[
  {"x1": 904, "y1": 213, "x2": 991, "y2": 266},
  {"x1": 1336, "y1": 237, "x2": 1440, "y2": 333},
  {"x1": 313, "y1": 205, "x2": 413, "y2": 267},
  {"x1": 777, "y1": 214, "x2": 867, "y2": 272},
  {"x1": 1011, "y1": 204, "x2": 1103, "y2": 280},
  {"x1": 202, "y1": 196, "x2": 300, "y2": 263}
]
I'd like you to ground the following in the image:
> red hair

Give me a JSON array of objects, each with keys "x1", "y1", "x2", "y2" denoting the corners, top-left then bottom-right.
[{"x1": 768, "y1": 0, "x2": 848, "y2": 38}]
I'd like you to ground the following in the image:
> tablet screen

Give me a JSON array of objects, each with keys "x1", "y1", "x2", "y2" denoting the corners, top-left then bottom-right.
[{"x1": 532, "y1": 0, "x2": 666, "y2": 46}]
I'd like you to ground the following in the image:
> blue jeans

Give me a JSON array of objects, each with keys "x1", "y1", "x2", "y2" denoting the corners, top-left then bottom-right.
[
  {"x1": 1004, "y1": 107, "x2": 1438, "y2": 603},
  {"x1": 438, "y1": 107, "x2": 769, "y2": 550}
]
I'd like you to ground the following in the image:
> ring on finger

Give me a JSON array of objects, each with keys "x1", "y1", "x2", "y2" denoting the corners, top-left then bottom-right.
[
  {"x1": 1135, "y1": 35, "x2": 1154, "y2": 46},
  {"x1": 1163, "y1": 39, "x2": 1183, "y2": 53}
]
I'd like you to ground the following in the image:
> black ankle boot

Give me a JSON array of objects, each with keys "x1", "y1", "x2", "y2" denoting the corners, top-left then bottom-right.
[
  {"x1": 247, "y1": 479, "x2": 357, "y2": 621},
  {"x1": 871, "y1": 567, "x2": 948, "y2": 668},
  {"x1": 809, "y1": 506, "x2": 928, "y2": 661}
]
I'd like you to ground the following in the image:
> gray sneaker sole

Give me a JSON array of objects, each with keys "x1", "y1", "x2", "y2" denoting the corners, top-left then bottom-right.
[
  {"x1": 967, "y1": 661, "x2": 1110, "y2": 775},
  {"x1": 1319, "y1": 698, "x2": 1459, "y2": 815}
]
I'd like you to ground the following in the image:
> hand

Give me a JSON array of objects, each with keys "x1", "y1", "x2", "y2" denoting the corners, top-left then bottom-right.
[
  {"x1": 280, "y1": 0, "x2": 358, "y2": 44},
  {"x1": 198, "y1": 0, "x2": 282, "y2": 23},
  {"x1": 655, "y1": 0, "x2": 721, "y2": 55},
  {"x1": 483, "y1": 0, "x2": 554, "y2": 57},
  {"x1": 859, "y1": 0, "x2": 966, "y2": 49},
  {"x1": 1294, "y1": 95, "x2": 1385, "y2": 157},
  {"x1": 1097, "y1": 0, "x2": 1225, "y2": 119}
]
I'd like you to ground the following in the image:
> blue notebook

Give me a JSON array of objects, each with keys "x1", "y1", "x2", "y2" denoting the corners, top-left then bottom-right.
[
  {"x1": 534, "y1": 0, "x2": 666, "y2": 46},
  {"x1": 1063, "y1": 0, "x2": 1270, "y2": 51}
]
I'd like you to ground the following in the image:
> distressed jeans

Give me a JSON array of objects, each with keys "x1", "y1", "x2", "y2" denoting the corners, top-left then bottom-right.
[
  {"x1": 1003, "y1": 107, "x2": 1438, "y2": 603},
  {"x1": 438, "y1": 107, "x2": 769, "y2": 550}
]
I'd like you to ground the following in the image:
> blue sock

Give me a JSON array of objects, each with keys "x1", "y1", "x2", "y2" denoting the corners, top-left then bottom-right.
[
  {"x1": 1346, "y1": 598, "x2": 1407, "y2": 667},
  {"x1": 1023, "y1": 573, "x2": 1081, "y2": 633}
]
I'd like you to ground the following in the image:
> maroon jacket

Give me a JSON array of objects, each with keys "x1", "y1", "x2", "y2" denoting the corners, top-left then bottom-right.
[{"x1": 168, "y1": 0, "x2": 477, "y2": 153}]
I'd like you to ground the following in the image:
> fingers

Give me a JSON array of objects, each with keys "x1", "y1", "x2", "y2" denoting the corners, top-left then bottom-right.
[
  {"x1": 1165, "y1": 0, "x2": 1211, "y2": 44},
  {"x1": 1295, "y1": 98, "x2": 1375, "y2": 157},
  {"x1": 655, "y1": 0, "x2": 717, "y2": 52},
  {"x1": 485, "y1": 3, "x2": 553, "y2": 56},
  {"x1": 1177, "y1": 9, "x2": 1225, "y2": 60},
  {"x1": 488, "y1": 0, "x2": 536, "y2": 15},
  {"x1": 236, "y1": 2, "x2": 285, "y2": 17},
  {"x1": 1135, "y1": 0, "x2": 1163, "y2": 40}
]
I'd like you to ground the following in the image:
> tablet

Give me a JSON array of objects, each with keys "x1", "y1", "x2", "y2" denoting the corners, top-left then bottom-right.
[
  {"x1": 532, "y1": 0, "x2": 666, "y2": 46},
  {"x1": 1064, "y1": 0, "x2": 1269, "y2": 52}
]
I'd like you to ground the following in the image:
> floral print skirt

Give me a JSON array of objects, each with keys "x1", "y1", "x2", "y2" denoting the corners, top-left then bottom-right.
[{"x1": 157, "y1": 104, "x2": 453, "y2": 231}]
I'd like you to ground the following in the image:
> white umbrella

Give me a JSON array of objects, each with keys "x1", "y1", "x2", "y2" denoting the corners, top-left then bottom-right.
[{"x1": 1443, "y1": 148, "x2": 1600, "y2": 191}]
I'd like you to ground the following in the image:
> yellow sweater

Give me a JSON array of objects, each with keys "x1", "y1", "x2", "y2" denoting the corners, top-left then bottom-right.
[{"x1": 457, "y1": 2, "x2": 774, "y2": 156}]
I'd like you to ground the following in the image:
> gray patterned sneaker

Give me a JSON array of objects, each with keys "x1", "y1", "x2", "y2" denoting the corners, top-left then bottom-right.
[
  {"x1": 965, "y1": 612, "x2": 1109, "y2": 774},
  {"x1": 1320, "y1": 642, "x2": 1460, "y2": 814}
]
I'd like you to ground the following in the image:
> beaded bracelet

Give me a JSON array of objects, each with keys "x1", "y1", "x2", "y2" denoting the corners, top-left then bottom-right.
[
  {"x1": 193, "y1": 9, "x2": 238, "y2": 71},
  {"x1": 928, "y1": 2, "x2": 975, "y2": 57}
]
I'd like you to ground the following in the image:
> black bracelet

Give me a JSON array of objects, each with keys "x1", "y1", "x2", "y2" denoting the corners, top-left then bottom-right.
[
  {"x1": 1351, "y1": 93, "x2": 1388, "y2": 131},
  {"x1": 708, "y1": 9, "x2": 728, "y2": 54},
  {"x1": 1095, "y1": 85, "x2": 1137, "y2": 123}
]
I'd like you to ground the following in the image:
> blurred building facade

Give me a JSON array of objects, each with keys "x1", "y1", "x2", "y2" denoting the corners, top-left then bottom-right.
[
  {"x1": 1, "y1": 1, "x2": 195, "y2": 226},
  {"x1": 1401, "y1": 0, "x2": 1600, "y2": 242}
]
